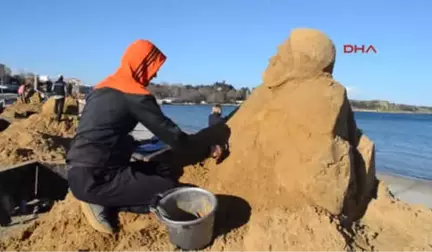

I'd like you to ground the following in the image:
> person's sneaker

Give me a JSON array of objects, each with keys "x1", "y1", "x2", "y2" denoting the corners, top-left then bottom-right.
[{"x1": 80, "y1": 201, "x2": 116, "y2": 234}]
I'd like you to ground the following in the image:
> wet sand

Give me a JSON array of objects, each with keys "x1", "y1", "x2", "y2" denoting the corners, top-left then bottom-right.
[{"x1": 377, "y1": 172, "x2": 432, "y2": 209}]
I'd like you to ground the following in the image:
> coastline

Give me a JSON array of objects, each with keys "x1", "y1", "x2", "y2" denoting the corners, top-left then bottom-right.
[
  {"x1": 161, "y1": 102, "x2": 432, "y2": 114},
  {"x1": 377, "y1": 172, "x2": 432, "y2": 208},
  {"x1": 352, "y1": 108, "x2": 432, "y2": 115},
  {"x1": 1, "y1": 92, "x2": 431, "y2": 114}
]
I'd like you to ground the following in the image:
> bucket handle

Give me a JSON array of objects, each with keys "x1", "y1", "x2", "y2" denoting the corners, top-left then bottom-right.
[{"x1": 149, "y1": 187, "x2": 182, "y2": 219}]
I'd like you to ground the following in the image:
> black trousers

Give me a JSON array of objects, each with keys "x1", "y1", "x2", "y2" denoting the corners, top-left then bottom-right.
[
  {"x1": 67, "y1": 161, "x2": 175, "y2": 213},
  {"x1": 54, "y1": 98, "x2": 65, "y2": 121}
]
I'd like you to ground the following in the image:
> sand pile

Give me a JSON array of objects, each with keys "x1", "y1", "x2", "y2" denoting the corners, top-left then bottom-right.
[
  {"x1": 0, "y1": 96, "x2": 43, "y2": 125},
  {"x1": 0, "y1": 97, "x2": 79, "y2": 168},
  {"x1": 1, "y1": 28, "x2": 431, "y2": 251},
  {"x1": 0, "y1": 193, "x2": 174, "y2": 251},
  {"x1": 28, "y1": 91, "x2": 44, "y2": 105}
]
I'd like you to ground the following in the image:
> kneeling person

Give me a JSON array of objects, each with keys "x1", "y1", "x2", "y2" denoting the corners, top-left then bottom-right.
[{"x1": 66, "y1": 40, "x2": 221, "y2": 234}]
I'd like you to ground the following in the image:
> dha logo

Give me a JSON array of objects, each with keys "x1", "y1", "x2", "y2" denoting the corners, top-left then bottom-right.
[{"x1": 343, "y1": 44, "x2": 377, "y2": 54}]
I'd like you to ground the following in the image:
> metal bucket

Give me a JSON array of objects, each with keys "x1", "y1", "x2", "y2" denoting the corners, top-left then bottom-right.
[{"x1": 151, "y1": 187, "x2": 218, "y2": 250}]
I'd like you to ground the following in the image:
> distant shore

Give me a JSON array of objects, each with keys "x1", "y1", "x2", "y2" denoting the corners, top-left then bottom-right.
[
  {"x1": 162, "y1": 102, "x2": 432, "y2": 114},
  {"x1": 2, "y1": 92, "x2": 431, "y2": 115},
  {"x1": 352, "y1": 108, "x2": 432, "y2": 114}
]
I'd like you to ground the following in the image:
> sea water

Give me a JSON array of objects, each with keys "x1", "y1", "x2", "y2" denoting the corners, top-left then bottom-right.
[{"x1": 160, "y1": 105, "x2": 432, "y2": 181}]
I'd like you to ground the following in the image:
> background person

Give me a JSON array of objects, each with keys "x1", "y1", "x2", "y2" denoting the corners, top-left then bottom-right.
[
  {"x1": 52, "y1": 75, "x2": 67, "y2": 121},
  {"x1": 208, "y1": 104, "x2": 224, "y2": 126},
  {"x1": 17, "y1": 82, "x2": 26, "y2": 103}
]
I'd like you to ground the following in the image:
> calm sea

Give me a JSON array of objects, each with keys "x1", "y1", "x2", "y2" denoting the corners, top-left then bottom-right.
[{"x1": 160, "y1": 104, "x2": 432, "y2": 181}]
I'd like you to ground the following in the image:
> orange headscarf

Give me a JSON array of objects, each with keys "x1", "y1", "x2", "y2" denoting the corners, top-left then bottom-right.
[{"x1": 94, "y1": 39, "x2": 166, "y2": 94}]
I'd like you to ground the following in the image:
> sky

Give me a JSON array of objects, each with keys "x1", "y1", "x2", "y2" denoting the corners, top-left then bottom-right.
[{"x1": 0, "y1": 0, "x2": 431, "y2": 105}]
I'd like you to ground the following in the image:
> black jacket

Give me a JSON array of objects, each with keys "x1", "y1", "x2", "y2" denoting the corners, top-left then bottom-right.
[
  {"x1": 208, "y1": 113, "x2": 224, "y2": 127},
  {"x1": 66, "y1": 88, "x2": 189, "y2": 168},
  {"x1": 52, "y1": 80, "x2": 66, "y2": 96}
]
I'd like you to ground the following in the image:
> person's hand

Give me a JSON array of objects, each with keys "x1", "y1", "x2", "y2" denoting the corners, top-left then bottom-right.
[{"x1": 210, "y1": 145, "x2": 223, "y2": 161}]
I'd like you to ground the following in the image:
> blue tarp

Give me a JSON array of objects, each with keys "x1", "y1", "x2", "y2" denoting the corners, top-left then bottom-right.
[{"x1": 135, "y1": 137, "x2": 167, "y2": 153}]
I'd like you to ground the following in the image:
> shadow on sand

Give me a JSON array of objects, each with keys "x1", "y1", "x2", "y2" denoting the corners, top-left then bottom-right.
[{"x1": 213, "y1": 194, "x2": 251, "y2": 237}]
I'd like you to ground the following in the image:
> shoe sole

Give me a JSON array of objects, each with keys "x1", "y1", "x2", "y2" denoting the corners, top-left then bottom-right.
[{"x1": 80, "y1": 201, "x2": 114, "y2": 234}]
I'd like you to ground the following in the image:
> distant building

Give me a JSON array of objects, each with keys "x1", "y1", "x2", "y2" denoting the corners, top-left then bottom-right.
[
  {"x1": 0, "y1": 64, "x2": 9, "y2": 84},
  {"x1": 38, "y1": 75, "x2": 49, "y2": 82},
  {"x1": 161, "y1": 98, "x2": 174, "y2": 104}
]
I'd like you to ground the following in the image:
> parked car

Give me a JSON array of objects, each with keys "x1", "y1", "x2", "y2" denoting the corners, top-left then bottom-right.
[{"x1": 0, "y1": 84, "x2": 19, "y2": 93}]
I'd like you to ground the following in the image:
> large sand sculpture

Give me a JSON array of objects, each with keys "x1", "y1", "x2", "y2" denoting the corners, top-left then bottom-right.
[{"x1": 0, "y1": 28, "x2": 431, "y2": 251}]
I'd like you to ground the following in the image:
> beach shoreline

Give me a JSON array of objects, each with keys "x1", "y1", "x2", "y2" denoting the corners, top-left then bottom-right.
[
  {"x1": 352, "y1": 108, "x2": 432, "y2": 115},
  {"x1": 162, "y1": 103, "x2": 432, "y2": 115},
  {"x1": 376, "y1": 172, "x2": 432, "y2": 208},
  {"x1": 2, "y1": 93, "x2": 431, "y2": 114}
]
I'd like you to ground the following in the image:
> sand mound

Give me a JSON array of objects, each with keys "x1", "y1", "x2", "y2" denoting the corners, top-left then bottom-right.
[
  {"x1": 1, "y1": 28, "x2": 431, "y2": 251},
  {"x1": 352, "y1": 183, "x2": 432, "y2": 251},
  {"x1": 0, "y1": 100, "x2": 43, "y2": 124},
  {"x1": 29, "y1": 92, "x2": 44, "y2": 105},
  {"x1": 0, "y1": 97, "x2": 79, "y2": 168},
  {"x1": 244, "y1": 206, "x2": 347, "y2": 251},
  {"x1": 0, "y1": 193, "x2": 174, "y2": 251}
]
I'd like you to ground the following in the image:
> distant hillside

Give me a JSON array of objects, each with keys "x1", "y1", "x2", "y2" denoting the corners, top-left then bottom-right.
[{"x1": 350, "y1": 100, "x2": 432, "y2": 113}]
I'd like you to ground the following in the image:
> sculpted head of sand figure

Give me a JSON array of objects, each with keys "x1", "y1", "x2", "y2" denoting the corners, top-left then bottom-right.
[{"x1": 263, "y1": 28, "x2": 336, "y2": 88}]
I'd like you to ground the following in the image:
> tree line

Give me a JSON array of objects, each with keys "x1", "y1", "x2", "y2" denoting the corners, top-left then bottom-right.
[
  {"x1": 147, "y1": 81, "x2": 251, "y2": 104},
  {"x1": 3, "y1": 63, "x2": 431, "y2": 112},
  {"x1": 350, "y1": 100, "x2": 432, "y2": 113}
]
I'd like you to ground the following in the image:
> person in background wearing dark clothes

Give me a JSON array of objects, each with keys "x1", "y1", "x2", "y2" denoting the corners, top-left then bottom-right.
[
  {"x1": 66, "y1": 82, "x2": 73, "y2": 97},
  {"x1": 208, "y1": 104, "x2": 226, "y2": 158},
  {"x1": 52, "y1": 75, "x2": 67, "y2": 121},
  {"x1": 208, "y1": 104, "x2": 224, "y2": 127},
  {"x1": 66, "y1": 39, "x2": 223, "y2": 234}
]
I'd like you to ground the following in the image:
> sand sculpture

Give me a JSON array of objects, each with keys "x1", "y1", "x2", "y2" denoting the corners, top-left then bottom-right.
[
  {"x1": 206, "y1": 28, "x2": 377, "y2": 220},
  {"x1": 0, "y1": 28, "x2": 431, "y2": 251}
]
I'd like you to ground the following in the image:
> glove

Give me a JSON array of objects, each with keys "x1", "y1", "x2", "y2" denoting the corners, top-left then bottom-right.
[{"x1": 210, "y1": 145, "x2": 223, "y2": 161}]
